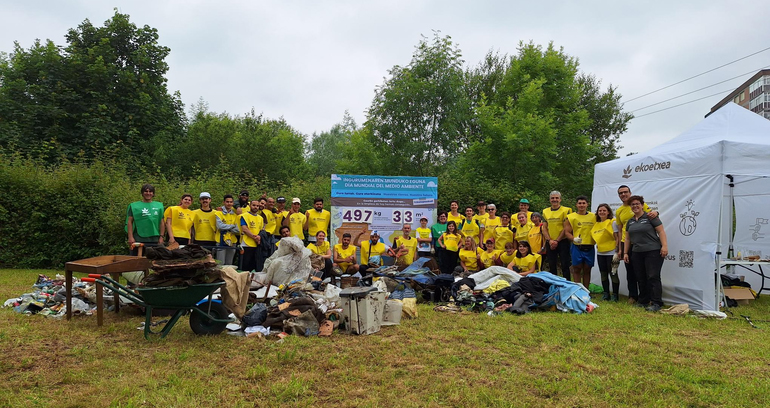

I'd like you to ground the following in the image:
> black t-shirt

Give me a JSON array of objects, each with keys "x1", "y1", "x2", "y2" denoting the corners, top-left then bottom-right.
[{"x1": 625, "y1": 213, "x2": 663, "y2": 252}]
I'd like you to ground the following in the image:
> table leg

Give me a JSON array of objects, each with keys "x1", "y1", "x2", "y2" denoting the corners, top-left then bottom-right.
[
  {"x1": 111, "y1": 273, "x2": 121, "y2": 313},
  {"x1": 66, "y1": 269, "x2": 72, "y2": 321},
  {"x1": 95, "y1": 278, "x2": 103, "y2": 326}
]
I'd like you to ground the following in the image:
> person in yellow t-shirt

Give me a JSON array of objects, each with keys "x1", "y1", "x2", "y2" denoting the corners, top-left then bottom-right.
[
  {"x1": 166, "y1": 194, "x2": 195, "y2": 245},
  {"x1": 447, "y1": 200, "x2": 464, "y2": 225},
  {"x1": 239, "y1": 200, "x2": 264, "y2": 272},
  {"x1": 273, "y1": 197, "x2": 290, "y2": 238},
  {"x1": 458, "y1": 237, "x2": 482, "y2": 273},
  {"x1": 282, "y1": 198, "x2": 307, "y2": 240},
  {"x1": 592, "y1": 203, "x2": 620, "y2": 301},
  {"x1": 415, "y1": 217, "x2": 433, "y2": 258},
  {"x1": 498, "y1": 241, "x2": 517, "y2": 266},
  {"x1": 460, "y1": 206, "x2": 482, "y2": 245},
  {"x1": 392, "y1": 224, "x2": 418, "y2": 266},
  {"x1": 482, "y1": 204, "x2": 501, "y2": 244},
  {"x1": 513, "y1": 212, "x2": 534, "y2": 248},
  {"x1": 493, "y1": 212, "x2": 514, "y2": 251},
  {"x1": 307, "y1": 231, "x2": 334, "y2": 278},
  {"x1": 615, "y1": 185, "x2": 659, "y2": 304},
  {"x1": 192, "y1": 192, "x2": 218, "y2": 248},
  {"x1": 479, "y1": 240, "x2": 501, "y2": 270},
  {"x1": 543, "y1": 191, "x2": 573, "y2": 280},
  {"x1": 507, "y1": 241, "x2": 538, "y2": 276},
  {"x1": 564, "y1": 196, "x2": 596, "y2": 287},
  {"x1": 305, "y1": 198, "x2": 331, "y2": 244},
  {"x1": 527, "y1": 212, "x2": 548, "y2": 255},
  {"x1": 334, "y1": 232, "x2": 363, "y2": 274},
  {"x1": 473, "y1": 200, "x2": 489, "y2": 229},
  {"x1": 356, "y1": 228, "x2": 388, "y2": 274},
  {"x1": 438, "y1": 221, "x2": 463, "y2": 275}
]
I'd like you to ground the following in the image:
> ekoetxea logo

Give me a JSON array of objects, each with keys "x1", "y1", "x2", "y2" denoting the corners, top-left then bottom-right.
[{"x1": 621, "y1": 161, "x2": 671, "y2": 179}]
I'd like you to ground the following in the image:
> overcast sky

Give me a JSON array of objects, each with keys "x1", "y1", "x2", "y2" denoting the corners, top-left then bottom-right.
[{"x1": 2, "y1": 1, "x2": 769, "y2": 156}]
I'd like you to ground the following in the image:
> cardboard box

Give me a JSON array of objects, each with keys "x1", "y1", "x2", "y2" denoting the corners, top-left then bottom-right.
[{"x1": 724, "y1": 287, "x2": 755, "y2": 305}]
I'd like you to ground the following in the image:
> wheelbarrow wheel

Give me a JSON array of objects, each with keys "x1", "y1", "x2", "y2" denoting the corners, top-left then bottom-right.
[{"x1": 189, "y1": 301, "x2": 229, "y2": 335}]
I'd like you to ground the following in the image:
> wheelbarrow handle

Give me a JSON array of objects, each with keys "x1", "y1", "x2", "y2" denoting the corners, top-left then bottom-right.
[
  {"x1": 88, "y1": 274, "x2": 103, "y2": 278},
  {"x1": 81, "y1": 277, "x2": 96, "y2": 282}
]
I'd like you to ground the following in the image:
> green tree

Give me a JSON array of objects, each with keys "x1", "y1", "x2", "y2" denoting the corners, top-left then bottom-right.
[
  {"x1": 0, "y1": 10, "x2": 184, "y2": 164},
  {"x1": 307, "y1": 112, "x2": 357, "y2": 177},
  {"x1": 365, "y1": 32, "x2": 474, "y2": 176}
]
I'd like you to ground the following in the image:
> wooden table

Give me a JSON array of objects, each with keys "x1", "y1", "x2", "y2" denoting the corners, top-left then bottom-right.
[
  {"x1": 720, "y1": 259, "x2": 770, "y2": 295},
  {"x1": 65, "y1": 255, "x2": 152, "y2": 325}
]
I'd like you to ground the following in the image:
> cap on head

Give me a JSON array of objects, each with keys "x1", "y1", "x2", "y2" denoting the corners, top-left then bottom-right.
[
  {"x1": 240, "y1": 190, "x2": 249, "y2": 196},
  {"x1": 292, "y1": 197, "x2": 301, "y2": 204},
  {"x1": 371, "y1": 230, "x2": 380, "y2": 237},
  {"x1": 199, "y1": 192, "x2": 211, "y2": 199},
  {"x1": 520, "y1": 198, "x2": 530, "y2": 204},
  {"x1": 276, "y1": 196, "x2": 286, "y2": 203},
  {"x1": 420, "y1": 217, "x2": 428, "y2": 222}
]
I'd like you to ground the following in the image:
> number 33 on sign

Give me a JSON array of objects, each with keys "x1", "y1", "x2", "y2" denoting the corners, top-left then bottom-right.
[{"x1": 392, "y1": 209, "x2": 419, "y2": 224}]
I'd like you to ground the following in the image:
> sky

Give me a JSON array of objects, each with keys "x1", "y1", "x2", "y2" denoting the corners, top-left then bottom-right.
[{"x1": 2, "y1": 1, "x2": 769, "y2": 156}]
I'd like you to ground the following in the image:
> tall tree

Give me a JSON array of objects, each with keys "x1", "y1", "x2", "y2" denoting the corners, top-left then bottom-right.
[
  {"x1": 365, "y1": 32, "x2": 474, "y2": 176},
  {"x1": 307, "y1": 112, "x2": 357, "y2": 177},
  {"x1": 0, "y1": 10, "x2": 184, "y2": 164}
]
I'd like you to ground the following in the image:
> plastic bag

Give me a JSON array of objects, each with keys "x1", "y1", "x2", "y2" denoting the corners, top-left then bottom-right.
[
  {"x1": 283, "y1": 310, "x2": 320, "y2": 336},
  {"x1": 242, "y1": 303, "x2": 268, "y2": 327}
]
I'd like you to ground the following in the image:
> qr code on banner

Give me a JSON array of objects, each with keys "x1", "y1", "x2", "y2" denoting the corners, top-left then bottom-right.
[{"x1": 679, "y1": 250, "x2": 694, "y2": 268}]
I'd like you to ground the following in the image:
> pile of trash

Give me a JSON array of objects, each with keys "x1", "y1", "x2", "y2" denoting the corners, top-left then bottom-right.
[
  {"x1": 432, "y1": 268, "x2": 597, "y2": 315},
  {"x1": 3, "y1": 274, "x2": 106, "y2": 318}
]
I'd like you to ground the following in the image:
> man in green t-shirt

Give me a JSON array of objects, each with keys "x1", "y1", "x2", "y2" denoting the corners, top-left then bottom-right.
[{"x1": 126, "y1": 184, "x2": 165, "y2": 255}]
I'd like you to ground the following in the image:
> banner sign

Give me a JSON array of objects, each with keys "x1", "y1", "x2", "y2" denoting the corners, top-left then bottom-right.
[{"x1": 330, "y1": 174, "x2": 438, "y2": 246}]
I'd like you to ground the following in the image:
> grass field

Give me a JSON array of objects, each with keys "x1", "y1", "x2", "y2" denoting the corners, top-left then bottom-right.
[{"x1": 1, "y1": 269, "x2": 769, "y2": 408}]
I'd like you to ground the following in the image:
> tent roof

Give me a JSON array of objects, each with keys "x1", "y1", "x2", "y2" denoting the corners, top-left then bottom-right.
[{"x1": 641, "y1": 102, "x2": 770, "y2": 156}]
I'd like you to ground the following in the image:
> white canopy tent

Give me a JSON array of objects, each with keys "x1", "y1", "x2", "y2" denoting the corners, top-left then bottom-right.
[{"x1": 592, "y1": 103, "x2": 770, "y2": 310}]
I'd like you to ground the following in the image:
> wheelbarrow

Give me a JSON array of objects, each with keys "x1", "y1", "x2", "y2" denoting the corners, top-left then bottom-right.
[{"x1": 81, "y1": 274, "x2": 234, "y2": 339}]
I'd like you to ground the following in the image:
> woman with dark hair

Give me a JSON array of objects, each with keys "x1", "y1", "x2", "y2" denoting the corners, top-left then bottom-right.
[
  {"x1": 166, "y1": 193, "x2": 194, "y2": 245},
  {"x1": 506, "y1": 241, "x2": 538, "y2": 276},
  {"x1": 527, "y1": 212, "x2": 549, "y2": 255},
  {"x1": 591, "y1": 203, "x2": 620, "y2": 301},
  {"x1": 438, "y1": 220, "x2": 463, "y2": 275},
  {"x1": 431, "y1": 212, "x2": 448, "y2": 269},
  {"x1": 622, "y1": 195, "x2": 668, "y2": 312}
]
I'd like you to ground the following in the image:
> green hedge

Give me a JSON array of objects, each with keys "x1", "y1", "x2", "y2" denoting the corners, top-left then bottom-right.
[{"x1": 0, "y1": 155, "x2": 577, "y2": 268}]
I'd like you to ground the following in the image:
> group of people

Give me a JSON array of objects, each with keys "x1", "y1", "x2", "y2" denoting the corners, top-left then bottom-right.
[{"x1": 126, "y1": 183, "x2": 668, "y2": 311}]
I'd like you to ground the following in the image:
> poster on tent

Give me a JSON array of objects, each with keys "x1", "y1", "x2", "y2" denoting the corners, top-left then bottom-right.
[
  {"x1": 732, "y1": 177, "x2": 770, "y2": 261},
  {"x1": 592, "y1": 173, "x2": 722, "y2": 310},
  {"x1": 329, "y1": 174, "x2": 438, "y2": 246}
]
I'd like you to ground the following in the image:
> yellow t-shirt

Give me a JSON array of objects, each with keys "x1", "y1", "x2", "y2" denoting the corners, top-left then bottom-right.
[
  {"x1": 460, "y1": 219, "x2": 481, "y2": 244},
  {"x1": 334, "y1": 243, "x2": 357, "y2": 271},
  {"x1": 395, "y1": 236, "x2": 418, "y2": 265},
  {"x1": 360, "y1": 241, "x2": 386, "y2": 265},
  {"x1": 567, "y1": 212, "x2": 596, "y2": 245},
  {"x1": 527, "y1": 224, "x2": 545, "y2": 254},
  {"x1": 459, "y1": 247, "x2": 482, "y2": 270},
  {"x1": 543, "y1": 206, "x2": 573, "y2": 240},
  {"x1": 616, "y1": 203, "x2": 651, "y2": 243},
  {"x1": 473, "y1": 213, "x2": 489, "y2": 228},
  {"x1": 216, "y1": 210, "x2": 239, "y2": 245},
  {"x1": 483, "y1": 216, "x2": 502, "y2": 242},
  {"x1": 261, "y1": 210, "x2": 277, "y2": 237},
  {"x1": 514, "y1": 222, "x2": 534, "y2": 243},
  {"x1": 239, "y1": 212, "x2": 264, "y2": 247},
  {"x1": 192, "y1": 209, "x2": 218, "y2": 242},
  {"x1": 305, "y1": 209, "x2": 331, "y2": 238},
  {"x1": 499, "y1": 250, "x2": 516, "y2": 266},
  {"x1": 167, "y1": 206, "x2": 194, "y2": 239},
  {"x1": 447, "y1": 212, "x2": 465, "y2": 226},
  {"x1": 591, "y1": 219, "x2": 617, "y2": 253},
  {"x1": 442, "y1": 233, "x2": 462, "y2": 252},
  {"x1": 480, "y1": 249, "x2": 502, "y2": 269},
  {"x1": 415, "y1": 227, "x2": 432, "y2": 253},
  {"x1": 273, "y1": 210, "x2": 289, "y2": 235},
  {"x1": 512, "y1": 253, "x2": 539, "y2": 272},
  {"x1": 287, "y1": 212, "x2": 307, "y2": 240},
  {"x1": 493, "y1": 225, "x2": 514, "y2": 251},
  {"x1": 307, "y1": 241, "x2": 330, "y2": 256}
]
